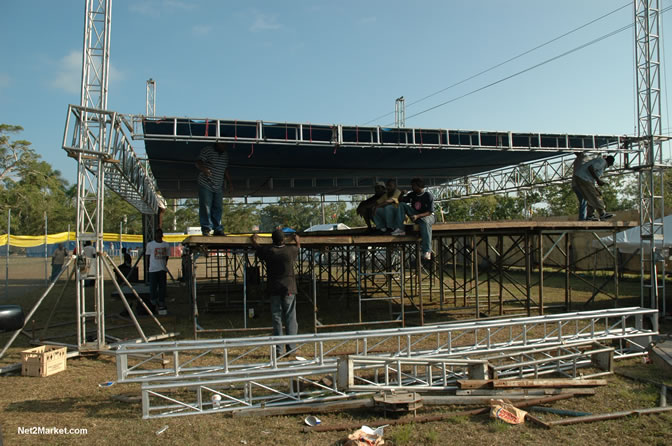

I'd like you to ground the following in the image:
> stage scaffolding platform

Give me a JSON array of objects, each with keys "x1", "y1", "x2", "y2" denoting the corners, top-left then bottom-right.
[{"x1": 182, "y1": 220, "x2": 637, "y2": 338}]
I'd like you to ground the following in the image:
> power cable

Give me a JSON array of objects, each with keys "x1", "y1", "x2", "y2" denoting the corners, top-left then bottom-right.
[
  {"x1": 362, "y1": 3, "x2": 631, "y2": 125},
  {"x1": 394, "y1": 4, "x2": 672, "y2": 126}
]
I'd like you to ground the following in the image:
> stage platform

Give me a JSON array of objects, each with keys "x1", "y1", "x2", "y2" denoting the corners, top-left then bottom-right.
[
  {"x1": 181, "y1": 219, "x2": 638, "y2": 336},
  {"x1": 183, "y1": 220, "x2": 638, "y2": 248}
]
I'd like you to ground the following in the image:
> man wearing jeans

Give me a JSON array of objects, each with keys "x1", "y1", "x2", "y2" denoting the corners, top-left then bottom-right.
[
  {"x1": 195, "y1": 142, "x2": 233, "y2": 236},
  {"x1": 251, "y1": 229, "x2": 300, "y2": 357},
  {"x1": 394, "y1": 178, "x2": 436, "y2": 260},
  {"x1": 146, "y1": 229, "x2": 170, "y2": 315}
]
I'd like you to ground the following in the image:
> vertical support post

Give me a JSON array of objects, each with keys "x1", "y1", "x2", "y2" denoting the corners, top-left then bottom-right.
[
  {"x1": 473, "y1": 235, "x2": 479, "y2": 318},
  {"x1": 525, "y1": 231, "x2": 532, "y2": 317},
  {"x1": 5, "y1": 209, "x2": 10, "y2": 299},
  {"x1": 44, "y1": 211, "x2": 48, "y2": 284},
  {"x1": 417, "y1": 242, "x2": 424, "y2": 326},
  {"x1": 498, "y1": 235, "x2": 504, "y2": 315},
  {"x1": 565, "y1": 233, "x2": 571, "y2": 311},
  {"x1": 538, "y1": 232, "x2": 544, "y2": 315},
  {"x1": 438, "y1": 237, "x2": 444, "y2": 311}
]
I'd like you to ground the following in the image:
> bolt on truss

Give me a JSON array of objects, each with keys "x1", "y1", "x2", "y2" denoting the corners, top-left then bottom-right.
[{"x1": 116, "y1": 307, "x2": 656, "y2": 418}]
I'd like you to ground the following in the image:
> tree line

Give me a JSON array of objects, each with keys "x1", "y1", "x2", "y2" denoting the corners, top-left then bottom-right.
[{"x1": 1, "y1": 124, "x2": 664, "y2": 236}]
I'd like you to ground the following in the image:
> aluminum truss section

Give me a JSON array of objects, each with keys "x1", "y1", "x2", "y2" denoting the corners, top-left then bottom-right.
[
  {"x1": 432, "y1": 143, "x2": 631, "y2": 201},
  {"x1": 481, "y1": 341, "x2": 614, "y2": 380},
  {"x1": 635, "y1": 0, "x2": 667, "y2": 312},
  {"x1": 131, "y1": 115, "x2": 624, "y2": 153},
  {"x1": 339, "y1": 356, "x2": 488, "y2": 392},
  {"x1": 115, "y1": 307, "x2": 657, "y2": 384},
  {"x1": 146, "y1": 78, "x2": 156, "y2": 117},
  {"x1": 63, "y1": 106, "x2": 160, "y2": 214}
]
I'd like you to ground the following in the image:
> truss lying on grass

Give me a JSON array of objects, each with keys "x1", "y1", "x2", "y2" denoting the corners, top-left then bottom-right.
[{"x1": 114, "y1": 307, "x2": 658, "y2": 418}]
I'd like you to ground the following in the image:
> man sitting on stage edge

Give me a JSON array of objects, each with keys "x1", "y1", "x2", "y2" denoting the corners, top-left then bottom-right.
[
  {"x1": 395, "y1": 177, "x2": 436, "y2": 260},
  {"x1": 356, "y1": 182, "x2": 386, "y2": 230},
  {"x1": 251, "y1": 229, "x2": 301, "y2": 357},
  {"x1": 373, "y1": 179, "x2": 403, "y2": 234}
]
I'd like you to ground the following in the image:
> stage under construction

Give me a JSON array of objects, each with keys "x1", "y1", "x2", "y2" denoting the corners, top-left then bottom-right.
[{"x1": 182, "y1": 220, "x2": 637, "y2": 338}]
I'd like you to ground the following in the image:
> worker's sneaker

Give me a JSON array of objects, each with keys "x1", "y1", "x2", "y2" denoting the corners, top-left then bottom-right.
[
  {"x1": 158, "y1": 306, "x2": 168, "y2": 316},
  {"x1": 213, "y1": 229, "x2": 225, "y2": 236},
  {"x1": 599, "y1": 212, "x2": 614, "y2": 220},
  {"x1": 423, "y1": 252, "x2": 432, "y2": 261},
  {"x1": 586, "y1": 216, "x2": 600, "y2": 221},
  {"x1": 390, "y1": 228, "x2": 406, "y2": 236},
  {"x1": 201, "y1": 229, "x2": 212, "y2": 236}
]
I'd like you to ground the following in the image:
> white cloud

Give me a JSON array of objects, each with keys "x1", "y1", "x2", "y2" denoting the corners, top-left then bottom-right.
[
  {"x1": 51, "y1": 50, "x2": 125, "y2": 95},
  {"x1": 192, "y1": 24, "x2": 213, "y2": 36},
  {"x1": 51, "y1": 50, "x2": 81, "y2": 94},
  {"x1": 0, "y1": 73, "x2": 11, "y2": 89},
  {"x1": 250, "y1": 14, "x2": 283, "y2": 32}
]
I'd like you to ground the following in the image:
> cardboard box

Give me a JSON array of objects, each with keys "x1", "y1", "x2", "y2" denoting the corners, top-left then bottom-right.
[{"x1": 21, "y1": 346, "x2": 67, "y2": 377}]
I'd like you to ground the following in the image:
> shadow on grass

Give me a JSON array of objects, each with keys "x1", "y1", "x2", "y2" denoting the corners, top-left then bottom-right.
[{"x1": 4, "y1": 396, "x2": 139, "y2": 419}]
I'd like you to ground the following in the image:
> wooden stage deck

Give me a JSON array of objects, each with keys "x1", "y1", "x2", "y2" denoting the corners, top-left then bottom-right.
[{"x1": 183, "y1": 220, "x2": 638, "y2": 248}]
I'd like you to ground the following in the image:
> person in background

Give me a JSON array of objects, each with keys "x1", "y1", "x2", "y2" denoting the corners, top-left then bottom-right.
[
  {"x1": 356, "y1": 182, "x2": 386, "y2": 230},
  {"x1": 145, "y1": 229, "x2": 170, "y2": 315},
  {"x1": 373, "y1": 179, "x2": 403, "y2": 234},
  {"x1": 395, "y1": 178, "x2": 436, "y2": 261},
  {"x1": 82, "y1": 240, "x2": 96, "y2": 287},
  {"x1": 195, "y1": 142, "x2": 233, "y2": 236},
  {"x1": 122, "y1": 247, "x2": 132, "y2": 267},
  {"x1": 250, "y1": 229, "x2": 300, "y2": 357},
  {"x1": 574, "y1": 155, "x2": 615, "y2": 221},
  {"x1": 571, "y1": 152, "x2": 588, "y2": 221},
  {"x1": 51, "y1": 243, "x2": 67, "y2": 282}
]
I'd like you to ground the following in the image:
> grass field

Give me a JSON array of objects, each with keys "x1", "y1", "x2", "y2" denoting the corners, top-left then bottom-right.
[{"x1": 0, "y1": 256, "x2": 671, "y2": 446}]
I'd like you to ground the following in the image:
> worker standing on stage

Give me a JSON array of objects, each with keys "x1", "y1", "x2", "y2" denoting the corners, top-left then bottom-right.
[
  {"x1": 251, "y1": 229, "x2": 300, "y2": 357},
  {"x1": 574, "y1": 155, "x2": 615, "y2": 221},
  {"x1": 394, "y1": 178, "x2": 436, "y2": 261},
  {"x1": 571, "y1": 152, "x2": 588, "y2": 221},
  {"x1": 195, "y1": 142, "x2": 233, "y2": 236}
]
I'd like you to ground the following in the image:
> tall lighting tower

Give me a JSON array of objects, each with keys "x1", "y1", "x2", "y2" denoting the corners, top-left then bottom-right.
[
  {"x1": 74, "y1": 0, "x2": 112, "y2": 351},
  {"x1": 634, "y1": 0, "x2": 666, "y2": 313}
]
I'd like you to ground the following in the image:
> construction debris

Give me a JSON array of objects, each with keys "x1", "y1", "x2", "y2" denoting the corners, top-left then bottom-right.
[{"x1": 490, "y1": 399, "x2": 528, "y2": 424}]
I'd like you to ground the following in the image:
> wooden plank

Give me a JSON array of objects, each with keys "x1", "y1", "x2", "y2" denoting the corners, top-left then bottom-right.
[
  {"x1": 456, "y1": 388, "x2": 596, "y2": 396},
  {"x1": 493, "y1": 379, "x2": 607, "y2": 388},
  {"x1": 457, "y1": 379, "x2": 492, "y2": 389}
]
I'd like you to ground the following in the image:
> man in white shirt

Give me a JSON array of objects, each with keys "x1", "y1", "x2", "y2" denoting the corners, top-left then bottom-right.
[
  {"x1": 574, "y1": 155, "x2": 615, "y2": 221},
  {"x1": 145, "y1": 229, "x2": 170, "y2": 315}
]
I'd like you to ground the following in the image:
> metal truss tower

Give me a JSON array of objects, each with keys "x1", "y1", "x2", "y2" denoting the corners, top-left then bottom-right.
[
  {"x1": 146, "y1": 78, "x2": 156, "y2": 116},
  {"x1": 74, "y1": 0, "x2": 112, "y2": 351},
  {"x1": 634, "y1": 0, "x2": 666, "y2": 312},
  {"x1": 395, "y1": 96, "x2": 405, "y2": 128}
]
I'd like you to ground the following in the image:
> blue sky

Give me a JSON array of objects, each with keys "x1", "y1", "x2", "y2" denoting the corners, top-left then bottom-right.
[{"x1": 1, "y1": 0, "x2": 671, "y2": 185}]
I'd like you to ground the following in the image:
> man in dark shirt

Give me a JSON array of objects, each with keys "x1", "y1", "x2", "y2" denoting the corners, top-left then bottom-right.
[
  {"x1": 251, "y1": 229, "x2": 301, "y2": 356},
  {"x1": 395, "y1": 177, "x2": 436, "y2": 260}
]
